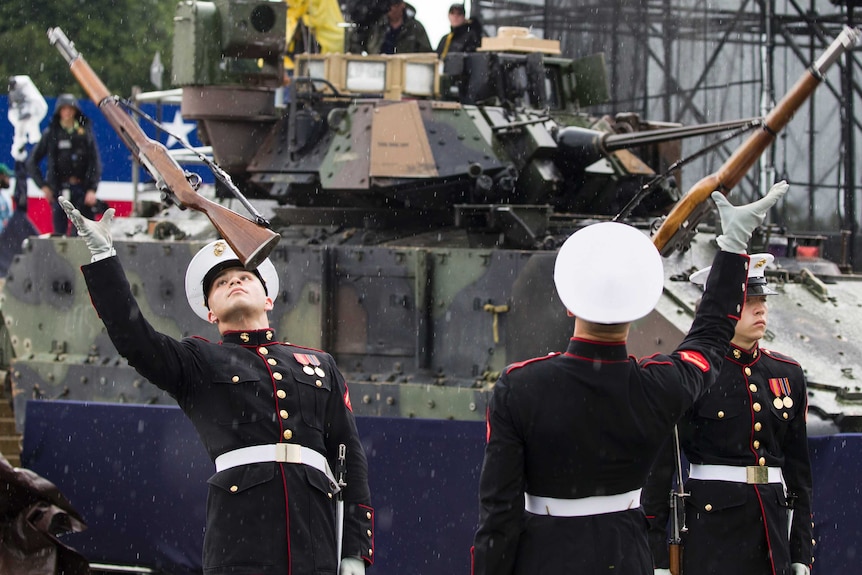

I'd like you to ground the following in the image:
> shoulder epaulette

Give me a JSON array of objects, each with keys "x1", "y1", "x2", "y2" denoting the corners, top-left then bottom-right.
[
  {"x1": 289, "y1": 342, "x2": 327, "y2": 354},
  {"x1": 505, "y1": 352, "x2": 561, "y2": 374},
  {"x1": 760, "y1": 348, "x2": 801, "y2": 366}
]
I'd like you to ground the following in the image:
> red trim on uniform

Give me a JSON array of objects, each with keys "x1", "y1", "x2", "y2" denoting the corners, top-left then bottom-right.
[
  {"x1": 743, "y1": 369, "x2": 759, "y2": 460},
  {"x1": 563, "y1": 352, "x2": 628, "y2": 364},
  {"x1": 261, "y1": 348, "x2": 286, "y2": 439},
  {"x1": 344, "y1": 383, "x2": 353, "y2": 412},
  {"x1": 678, "y1": 350, "x2": 710, "y2": 372},
  {"x1": 753, "y1": 486, "x2": 779, "y2": 575},
  {"x1": 290, "y1": 342, "x2": 329, "y2": 353},
  {"x1": 639, "y1": 352, "x2": 673, "y2": 368},
  {"x1": 761, "y1": 348, "x2": 802, "y2": 367},
  {"x1": 279, "y1": 463, "x2": 292, "y2": 575},
  {"x1": 571, "y1": 337, "x2": 626, "y2": 347},
  {"x1": 485, "y1": 406, "x2": 491, "y2": 443},
  {"x1": 505, "y1": 353, "x2": 560, "y2": 374},
  {"x1": 470, "y1": 545, "x2": 475, "y2": 574},
  {"x1": 359, "y1": 503, "x2": 375, "y2": 565},
  {"x1": 639, "y1": 359, "x2": 673, "y2": 367}
]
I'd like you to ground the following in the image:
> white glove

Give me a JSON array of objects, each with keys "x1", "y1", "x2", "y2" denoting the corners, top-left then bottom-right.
[
  {"x1": 712, "y1": 180, "x2": 790, "y2": 254},
  {"x1": 791, "y1": 563, "x2": 810, "y2": 575},
  {"x1": 654, "y1": 570, "x2": 671, "y2": 575},
  {"x1": 339, "y1": 557, "x2": 365, "y2": 575},
  {"x1": 59, "y1": 196, "x2": 116, "y2": 261}
]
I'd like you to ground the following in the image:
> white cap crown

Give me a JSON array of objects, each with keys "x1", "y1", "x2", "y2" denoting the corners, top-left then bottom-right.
[
  {"x1": 184, "y1": 240, "x2": 279, "y2": 321},
  {"x1": 554, "y1": 222, "x2": 664, "y2": 324}
]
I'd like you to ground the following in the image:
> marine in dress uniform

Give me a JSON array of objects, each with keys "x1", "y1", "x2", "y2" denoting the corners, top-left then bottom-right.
[
  {"x1": 60, "y1": 198, "x2": 373, "y2": 575},
  {"x1": 471, "y1": 221, "x2": 754, "y2": 575},
  {"x1": 643, "y1": 254, "x2": 814, "y2": 575},
  {"x1": 471, "y1": 181, "x2": 790, "y2": 575}
]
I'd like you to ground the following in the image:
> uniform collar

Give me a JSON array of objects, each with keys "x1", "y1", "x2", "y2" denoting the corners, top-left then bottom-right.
[
  {"x1": 221, "y1": 329, "x2": 277, "y2": 346},
  {"x1": 727, "y1": 341, "x2": 761, "y2": 364},
  {"x1": 565, "y1": 337, "x2": 629, "y2": 362}
]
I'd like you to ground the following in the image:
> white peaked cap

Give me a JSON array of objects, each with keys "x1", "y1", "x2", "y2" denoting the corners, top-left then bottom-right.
[
  {"x1": 185, "y1": 240, "x2": 279, "y2": 321},
  {"x1": 690, "y1": 252, "x2": 777, "y2": 296},
  {"x1": 554, "y1": 222, "x2": 664, "y2": 324}
]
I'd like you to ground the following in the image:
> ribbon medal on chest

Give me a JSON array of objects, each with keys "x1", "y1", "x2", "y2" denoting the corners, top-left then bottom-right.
[
  {"x1": 294, "y1": 353, "x2": 326, "y2": 378},
  {"x1": 768, "y1": 377, "x2": 793, "y2": 409}
]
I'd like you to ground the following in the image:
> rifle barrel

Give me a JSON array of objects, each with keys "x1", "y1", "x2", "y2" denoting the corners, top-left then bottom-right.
[
  {"x1": 47, "y1": 26, "x2": 280, "y2": 268},
  {"x1": 653, "y1": 26, "x2": 861, "y2": 256}
]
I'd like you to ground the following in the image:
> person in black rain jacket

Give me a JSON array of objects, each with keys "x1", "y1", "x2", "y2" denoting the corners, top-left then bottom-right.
[{"x1": 27, "y1": 94, "x2": 102, "y2": 235}]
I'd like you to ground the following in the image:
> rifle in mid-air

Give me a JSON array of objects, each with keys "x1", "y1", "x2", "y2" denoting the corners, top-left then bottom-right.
[
  {"x1": 47, "y1": 27, "x2": 280, "y2": 269},
  {"x1": 653, "y1": 26, "x2": 861, "y2": 256}
]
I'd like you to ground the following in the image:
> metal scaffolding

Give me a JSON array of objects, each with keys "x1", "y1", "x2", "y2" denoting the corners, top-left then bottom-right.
[{"x1": 474, "y1": 0, "x2": 862, "y2": 267}]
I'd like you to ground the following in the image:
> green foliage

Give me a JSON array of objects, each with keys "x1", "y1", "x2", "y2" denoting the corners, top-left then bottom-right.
[{"x1": 0, "y1": 0, "x2": 177, "y2": 98}]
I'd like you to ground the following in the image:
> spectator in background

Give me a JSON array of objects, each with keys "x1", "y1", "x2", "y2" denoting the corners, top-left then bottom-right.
[
  {"x1": 0, "y1": 164, "x2": 12, "y2": 234},
  {"x1": 436, "y1": 3, "x2": 484, "y2": 59},
  {"x1": 353, "y1": 0, "x2": 432, "y2": 55},
  {"x1": 26, "y1": 93, "x2": 103, "y2": 236}
]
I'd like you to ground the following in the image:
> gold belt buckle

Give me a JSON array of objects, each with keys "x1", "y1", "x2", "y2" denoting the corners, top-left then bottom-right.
[
  {"x1": 275, "y1": 443, "x2": 289, "y2": 463},
  {"x1": 745, "y1": 466, "x2": 769, "y2": 484}
]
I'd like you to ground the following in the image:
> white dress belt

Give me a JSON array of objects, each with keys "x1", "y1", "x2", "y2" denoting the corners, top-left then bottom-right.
[
  {"x1": 215, "y1": 443, "x2": 340, "y2": 493},
  {"x1": 524, "y1": 488, "x2": 642, "y2": 517},
  {"x1": 689, "y1": 463, "x2": 784, "y2": 485}
]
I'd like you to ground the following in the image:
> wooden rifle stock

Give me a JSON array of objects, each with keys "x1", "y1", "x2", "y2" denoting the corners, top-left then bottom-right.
[
  {"x1": 47, "y1": 27, "x2": 280, "y2": 268},
  {"x1": 669, "y1": 543, "x2": 682, "y2": 575},
  {"x1": 653, "y1": 26, "x2": 861, "y2": 256}
]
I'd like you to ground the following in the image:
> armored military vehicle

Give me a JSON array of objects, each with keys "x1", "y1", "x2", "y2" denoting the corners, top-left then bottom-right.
[
  {"x1": 8, "y1": 0, "x2": 858, "y2": 430},
  {"x1": 3, "y1": 2, "x2": 862, "y2": 573}
]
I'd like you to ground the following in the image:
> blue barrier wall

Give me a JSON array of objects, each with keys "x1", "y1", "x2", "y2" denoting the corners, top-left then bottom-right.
[
  {"x1": 21, "y1": 400, "x2": 484, "y2": 574},
  {"x1": 20, "y1": 400, "x2": 861, "y2": 574}
]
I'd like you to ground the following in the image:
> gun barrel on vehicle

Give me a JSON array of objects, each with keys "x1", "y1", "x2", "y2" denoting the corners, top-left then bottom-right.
[{"x1": 555, "y1": 118, "x2": 761, "y2": 168}]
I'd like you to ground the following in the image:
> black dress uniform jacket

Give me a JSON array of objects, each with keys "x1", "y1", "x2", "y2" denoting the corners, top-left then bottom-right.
[
  {"x1": 471, "y1": 251, "x2": 749, "y2": 575},
  {"x1": 643, "y1": 342, "x2": 813, "y2": 575},
  {"x1": 82, "y1": 257, "x2": 374, "y2": 575}
]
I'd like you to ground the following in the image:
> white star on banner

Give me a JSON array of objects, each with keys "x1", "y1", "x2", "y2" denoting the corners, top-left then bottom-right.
[{"x1": 163, "y1": 111, "x2": 196, "y2": 149}]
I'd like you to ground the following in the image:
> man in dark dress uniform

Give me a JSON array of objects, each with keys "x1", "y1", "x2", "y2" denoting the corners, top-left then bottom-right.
[
  {"x1": 60, "y1": 198, "x2": 373, "y2": 575},
  {"x1": 644, "y1": 253, "x2": 813, "y2": 575},
  {"x1": 470, "y1": 182, "x2": 790, "y2": 575}
]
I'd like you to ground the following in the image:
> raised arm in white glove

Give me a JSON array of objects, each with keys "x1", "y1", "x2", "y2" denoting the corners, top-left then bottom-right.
[
  {"x1": 59, "y1": 196, "x2": 116, "y2": 262},
  {"x1": 654, "y1": 569, "x2": 671, "y2": 575},
  {"x1": 339, "y1": 557, "x2": 365, "y2": 575},
  {"x1": 791, "y1": 563, "x2": 810, "y2": 575},
  {"x1": 712, "y1": 180, "x2": 790, "y2": 254}
]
